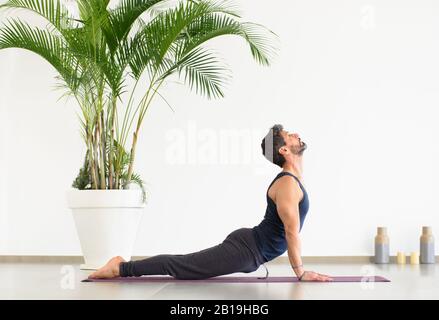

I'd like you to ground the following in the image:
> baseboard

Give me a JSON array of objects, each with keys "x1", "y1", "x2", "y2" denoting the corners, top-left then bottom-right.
[
  {"x1": 0, "y1": 255, "x2": 85, "y2": 263},
  {"x1": 0, "y1": 255, "x2": 438, "y2": 264},
  {"x1": 271, "y1": 256, "x2": 439, "y2": 264}
]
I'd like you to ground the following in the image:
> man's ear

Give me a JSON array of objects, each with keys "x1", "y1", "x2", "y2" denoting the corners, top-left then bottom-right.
[{"x1": 278, "y1": 146, "x2": 288, "y2": 155}]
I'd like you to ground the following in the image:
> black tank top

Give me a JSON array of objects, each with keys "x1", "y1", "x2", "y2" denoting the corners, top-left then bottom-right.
[{"x1": 252, "y1": 171, "x2": 310, "y2": 262}]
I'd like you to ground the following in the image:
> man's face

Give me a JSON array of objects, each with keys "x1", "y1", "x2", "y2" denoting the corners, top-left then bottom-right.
[{"x1": 280, "y1": 130, "x2": 307, "y2": 156}]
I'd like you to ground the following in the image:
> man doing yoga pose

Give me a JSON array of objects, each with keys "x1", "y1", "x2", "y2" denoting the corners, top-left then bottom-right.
[{"x1": 89, "y1": 124, "x2": 332, "y2": 282}]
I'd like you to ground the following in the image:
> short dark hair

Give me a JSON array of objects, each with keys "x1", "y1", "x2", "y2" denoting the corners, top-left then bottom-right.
[{"x1": 261, "y1": 124, "x2": 286, "y2": 168}]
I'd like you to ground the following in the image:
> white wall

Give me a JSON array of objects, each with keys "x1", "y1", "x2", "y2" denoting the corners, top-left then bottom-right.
[{"x1": 0, "y1": 0, "x2": 438, "y2": 257}]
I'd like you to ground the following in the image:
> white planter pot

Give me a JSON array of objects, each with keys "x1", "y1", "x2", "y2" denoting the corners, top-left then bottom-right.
[{"x1": 66, "y1": 189, "x2": 145, "y2": 270}]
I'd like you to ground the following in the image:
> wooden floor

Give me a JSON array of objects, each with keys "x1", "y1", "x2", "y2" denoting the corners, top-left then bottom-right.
[{"x1": 0, "y1": 261, "x2": 437, "y2": 299}]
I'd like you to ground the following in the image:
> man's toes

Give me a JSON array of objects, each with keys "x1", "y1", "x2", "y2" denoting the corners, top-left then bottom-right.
[
  {"x1": 113, "y1": 256, "x2": 125, "y2": 264},
  {"x1": 88, "y1": 269, "x2": 102, "y2": 279}
]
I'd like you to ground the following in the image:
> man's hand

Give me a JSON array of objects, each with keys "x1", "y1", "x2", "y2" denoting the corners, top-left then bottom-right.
[{"x1": 299, "y1": 271, "x2": 333, "y2": 282}]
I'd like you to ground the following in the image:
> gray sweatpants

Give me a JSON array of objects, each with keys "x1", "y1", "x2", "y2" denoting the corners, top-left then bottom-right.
[{"x1": 119, "y1": 227, "x2": 266, "y2": 280}]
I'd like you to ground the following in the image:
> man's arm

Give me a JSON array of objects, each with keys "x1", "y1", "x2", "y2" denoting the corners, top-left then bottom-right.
[{"x1": 276, "y1": 177, "x2": 332, "y2": 281}]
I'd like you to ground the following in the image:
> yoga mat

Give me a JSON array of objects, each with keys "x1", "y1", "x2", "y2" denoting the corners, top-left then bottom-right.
[{"x1": 82, "y1": 276, "x2": 390, "y2": 283}]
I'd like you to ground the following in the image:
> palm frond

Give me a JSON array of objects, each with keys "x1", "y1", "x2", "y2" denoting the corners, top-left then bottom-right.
[
  {"x1": 72, "y1": 150, "x2": 92, "y2": 190},
  {"x1": 174, "y1": 47, "x2": 230, "y2": 99},
  {"x1": 121, "y1": 171, "x2": 147, "y2": 203},
  {"x1": 106, "y1": 0, "x2": 163, "y2": 53},
  {"x1": 239, "y1": 22, "x2": 278, "y2": 66},
  {"x1": 180, "y1": 14, "x2": 278, "y2": 66},
  {"x1": 128, "y1": 0, "x2": 241, "y2": 80},
  {"x1": 0, "y1": 0, "x2": 72, "y2": 32},
  {"x1": 76, "y1": 0, "x2": 110, "y2": 23},
  {"x1": 101, "y1": 37, "x2": 131, "y2": 96},
  {"x1": 0, "y1": 18, "x2": 80, "y2": 89},
  {"x1": 128, "y1": 0, "x2": 277, "y2": 89},
  {"x1": 188, "y1": 0, "x2": 241, "y2": 17}
]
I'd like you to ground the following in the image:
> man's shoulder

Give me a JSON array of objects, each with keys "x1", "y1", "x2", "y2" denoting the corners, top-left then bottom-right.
[{"x1": 275, "y1": 175, "x2": 303, "y2": 201}]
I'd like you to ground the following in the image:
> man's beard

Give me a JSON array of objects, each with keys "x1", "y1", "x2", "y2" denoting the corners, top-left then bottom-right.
[{"x1": 292, "y1": 141, "x2": 307, "y2": 155}]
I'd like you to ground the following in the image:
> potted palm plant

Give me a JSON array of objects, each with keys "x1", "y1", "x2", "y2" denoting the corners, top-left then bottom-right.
[{"x1": 0, "y1": 0, "x2": 277, "y2": 269}]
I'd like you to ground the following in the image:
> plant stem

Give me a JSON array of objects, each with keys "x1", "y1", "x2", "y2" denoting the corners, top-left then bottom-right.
[
  {"x1": 126, "y1": 131, "x2": 138, "y2": 184},
  {"x1": 87, "y1": 130, "x2": 98, "y2": 189},
  {"x1": 120, "y1": 77, "x2": 141, "y2": 150},
  {"x1": 126, "y1": 78, "x2": 165, "y2": 182},
  {"x1": 125, "y1": 95, "x2": 152, "y2": 184},
  {"x1": 96, "y1": 113, "x2": 105, "y2": 189},
  {"x1": 93, "y1": 122, "x2": 100, "y2": 188},
  {"x1": 100, "y1": 110, "x2": 106, "y2": 189},
  {"x1": 115, "y1": 170, "x2": 120, "y2": 189},
  {"x1": 109, "y1": 96, "x2": 116, "y2": 189}
]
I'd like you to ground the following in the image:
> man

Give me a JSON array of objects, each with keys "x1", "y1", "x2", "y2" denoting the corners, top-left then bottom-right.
[{"x1": 89, "y1": 124, "x2": 332, "y2": 282}]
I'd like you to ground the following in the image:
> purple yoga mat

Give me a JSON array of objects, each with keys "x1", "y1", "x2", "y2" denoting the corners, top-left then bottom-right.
[{"x1": 82, "y1": 276, "x2": 390, "y2": 283}]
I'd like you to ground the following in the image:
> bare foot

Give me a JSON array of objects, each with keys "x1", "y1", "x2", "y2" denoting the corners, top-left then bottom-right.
[{"x1": 88, "y1": 256, "x2": 126, "y2": 279}]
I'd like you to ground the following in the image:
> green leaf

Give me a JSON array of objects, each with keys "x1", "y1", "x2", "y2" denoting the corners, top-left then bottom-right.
[
  {"x1": 176, "y1": 47, "x2": 230, "y2": 99},
  {"x1": 239, "y1": 22, "x2": 279, "y2": 66},
  {"x1": 0, "y1": 19, "x2": 80, "y2": 89},
  {"x1": 0, "y1": 0, "x2": 71, "y2": 31},
  {"x1": 108, "y1": 0, "x2": 164, "y2": 46},
  {"x1": 128, "y1": 0, "x2": 240, "y2": 80}
]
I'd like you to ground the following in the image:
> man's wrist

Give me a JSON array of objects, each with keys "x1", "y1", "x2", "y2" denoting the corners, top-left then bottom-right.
[
  {"x1": 298, "y1": 270, "x2": 307, "y2": 281},
  {"x1": 292, "y1": 265, "x2": 305, "y2": 277}
]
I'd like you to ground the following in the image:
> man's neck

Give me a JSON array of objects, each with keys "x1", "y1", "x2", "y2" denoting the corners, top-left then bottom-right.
[{"x1": 282, "y1": 158, "x2": 303, "y2": 179}]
